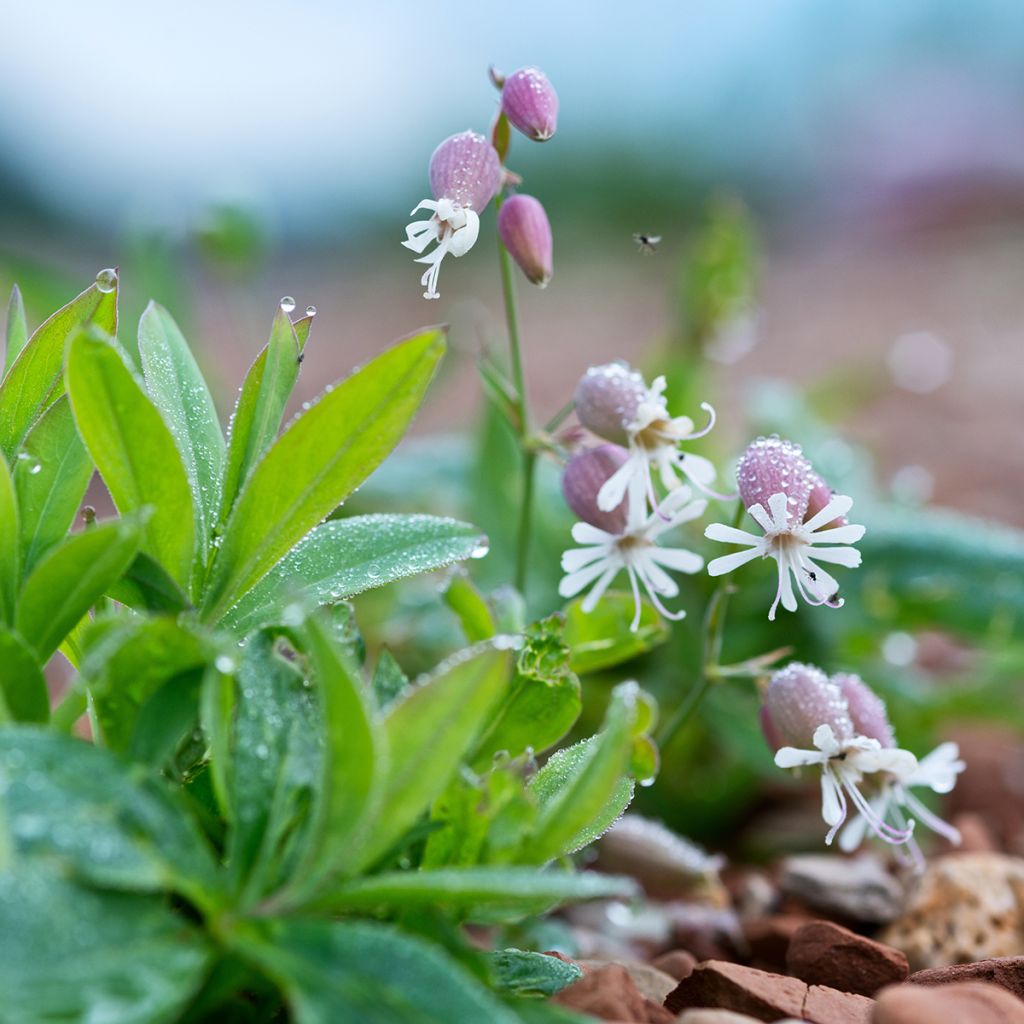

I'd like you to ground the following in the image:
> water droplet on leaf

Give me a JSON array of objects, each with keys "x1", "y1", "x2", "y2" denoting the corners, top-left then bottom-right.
[
  {"x1": 95, "y1": 268, "x2": 118, "y2": 293},
  {"x1": 279, "y1": 296, "x2": 296, "y2": 313}
]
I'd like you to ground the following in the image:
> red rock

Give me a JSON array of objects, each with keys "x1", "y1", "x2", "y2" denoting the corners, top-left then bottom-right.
[
  {"x1": 742, "y1": 915, "x2": 807, "y2": 971},
  {"x1": 552, "y1": 962, "x2": 674, "y2": 1023},
  {"x1": 664, "y1": 961, "x2": 806, "y2": 1020},
  {"x1": 804, "y1": 984, "x2": 874, "y2": 1023},
  {"x1": 909, "y1": 956, "x2": 1024, "y2": 1000},
  {"x1": 874, "y1": 980, "x2": 1024, "y2": 1023},
  {"x1": 787, "y1": 919, "x2": 909, "y2": 996},
  {"x1": 651, "y1": 948, "x2": 697, "y2": 981}
]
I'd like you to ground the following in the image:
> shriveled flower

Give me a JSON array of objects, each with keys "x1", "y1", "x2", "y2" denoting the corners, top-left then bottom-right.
[
  {"x1": 573, "y1": 363, "x2": 722, "y2": 512},
  {"x1": 705, "y1": 438, "x2": 866, "y2": 620},
  {"x1": 836, "y1": 672, "x2": 965, "y2": 860},
  {"x1": 498, "y1": 194, "x2": 553, "y2": 286},
  {"x1": 762, "y1": 663, "x2": 917, "y2": 847},
  {"x1": 403, "y1": 131, "x2": 501, "y2": 299},
  {"x1": 501, "y1": 66, "x2": 559, "y2": 142},
  {"x1": 559, "y1": 447, "x2": 706, "y2": 630}
]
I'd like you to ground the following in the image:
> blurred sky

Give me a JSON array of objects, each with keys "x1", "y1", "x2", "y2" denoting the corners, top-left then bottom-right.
[{"x1": 5, "y1": 0, "x2": 1024, "y2": 238}]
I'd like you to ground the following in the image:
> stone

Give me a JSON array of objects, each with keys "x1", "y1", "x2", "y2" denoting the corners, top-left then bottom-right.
[
  {"x1": 665, "y1": 961, "x2": 806, "y2": 1020},
  {"x1": 552, "y1": 962, "x2": 673, "y2": 1023},
  {"x1": 873, "y1": 980, "x2": 1024, "y2": 1023},
  {"x1": 578, "y1": 959, "x2": 678, "y2": 1004},
  {"x1": 651, "y1": 949, "x2": 697, "y2": 981},
  {"x1": 880, "y1": 853, "x2": 1024, "y2": 969},
  {"x1": 742, "y1": 915, "x2": 808, "y2": 972},
  {"x1": 676, "y1": 1011, "x2": 775, "y2": 1024},
  {"x1": 802, "y1": 985, "x2": 873, "y2": 1024},
  {"x1": 787, "y1": 920, "x2": 908, "y2": 996},
  {"x1": 909, "y1": 956, "x2": 1024, "y2": 1000},
  {"x1": 780, "y1": 854, "x2": 905, "y2": 923}
]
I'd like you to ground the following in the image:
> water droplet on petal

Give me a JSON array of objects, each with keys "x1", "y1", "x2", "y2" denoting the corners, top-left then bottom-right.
[
  {"x1": 95, "y1": 268, "x2": 118, "y2": 293},
  {"x1": 280, "y1": 296, "x2": 296, "y2": 313}
]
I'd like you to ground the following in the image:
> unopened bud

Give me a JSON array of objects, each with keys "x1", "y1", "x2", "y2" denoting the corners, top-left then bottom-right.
[
  {"x1": 805, "y1": 472, "x2": 848, "y2": 528},
  {"x1": 574, "y1": 362, "x2": 647, "y2": 445},
  {"x1": 762, "y1": 662, "x2": 853, "y2": 749},
  {"x1": 498, "y1": 194, "x2": 553, "y2": 287},
  {"x1": 501, "y1": 66, "x2": 559, "y2": 142},
  {"x1": 562, "y1": 444, "x2": 629, "y2": 534},
  {"x1": 834, "y1": 672, "x2": 895, "y2": 747},
  {"x1": 736, "y1": 436, "x2": 814, "y2": 520},
  {"x1": 429, "y1": 131, "x2": 502, "y2": 212}
]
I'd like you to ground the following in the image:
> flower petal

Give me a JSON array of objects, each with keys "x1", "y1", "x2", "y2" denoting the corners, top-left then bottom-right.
[
  {"x1": 559, "y1": 558, "x2": 618, "y2": 598},
  {"x1": 649, "y1": 546, "x2": 704, "y2": 575},
  {"x1": 707, "y1": 546, "x2": 760, "y2": 577},
  {"x1": 571, "y1": 522, "x2": 615, "y2": 545},
  {"x1": 705, "y1": 522, "x2": 761, "y2": 545},
  {"x1": 581, "y1": 566, "x2": 620, "y2": 612},
  {"x1": 561, "y1": 546, "x2": 609, "y2": 573},
  {"x1": 803, "y1": 494, "x2": 854, "y2": 532},
  {"x1": 805, "y1": 545, "x2": 862, "y2": 567},
  {"x1": 810, "y1": 524, "x2": 866, "y2": 545},
  {"x1": 775, "y1": 746, "x2": 826, "y2": 768}
]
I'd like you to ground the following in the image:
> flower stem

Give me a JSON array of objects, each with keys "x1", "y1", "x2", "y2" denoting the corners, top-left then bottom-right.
[{"x1": 495, "y1": 192, "x2": 535, "y2": 593}]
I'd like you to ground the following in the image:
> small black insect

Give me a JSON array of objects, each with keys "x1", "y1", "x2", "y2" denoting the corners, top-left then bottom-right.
[
  {"x1": 806, "y1": 569, "x2": 818, "y2": 582},
  {"x1": 633, "y1": 232, "x2": 662, "y2": 254},
  {"x1": 297, "y1": 353, "x2": 305, "y2": 365}
]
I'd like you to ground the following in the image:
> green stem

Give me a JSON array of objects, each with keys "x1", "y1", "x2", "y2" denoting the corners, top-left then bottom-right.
[
  {"x1": 51, "y1": 688, "x2": 87, "y2": 733},
  {"x1": 495, "y1": 192, "x2": 535, "y2": 593}
]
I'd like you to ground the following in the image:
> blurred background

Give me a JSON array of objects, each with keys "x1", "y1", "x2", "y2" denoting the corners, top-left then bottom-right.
[{"x1": 3, "y1": 0, "x2": 1022, "y2": 848}]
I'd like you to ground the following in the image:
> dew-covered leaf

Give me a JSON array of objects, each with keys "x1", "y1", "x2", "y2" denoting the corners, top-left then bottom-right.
[
  {"x1": 139, "y1": 301, "x2": 226, "y2": 555},
  {"x1": 372, "y1": 647, "x2": 409, "y2": 708},
  {"x1": 67, "y1": 329, "x2": 196, "y2": 588},
  {"x1": 490, "y1": 949, "x2": 583, "y2": 998},
  {"x1": 13, "y1": 396, "x2": 93, "y2": 577},
  {"x1": 0, "y1": 275, "x2": 117, "y2": 458},
  {"x1": 201, "y1": 328, "x2": 445, "y2": 622},
  {"x1": 563, "y1": 591, "x2": 669, "y2": 674},
  {"x1": 234, "y1": 919, "x2": 520, "y2": 1024},
  {"x1": 221, "y1": 513, "x2": 485, "y2": 634}
]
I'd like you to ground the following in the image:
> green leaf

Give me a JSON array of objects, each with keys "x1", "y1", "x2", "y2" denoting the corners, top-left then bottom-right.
[
  {"x1": 234, "y1": 919, "x2": 520, "y2": 1024},
  {"x1": 372, "y1": 647, "x2": 409, "y2": 708},
  {"x1": 16, "y1": 517, "x2": 140, "y2": 662},
  {"x1": 0, "y1": 627, "x2": 49, "y2": 722},
  {"x1": 310, "y1": 867, "x2": 637, "y2": 914},
  {"x1": 471, "y1": 615, "x2": 581, "y2": 768},
  {"x1": 523, "y1": 682, "x2": 647, "y2": 862},
  {"x1": 138, "y1": 302, "x2": 226, "y2": 556},
  {"x1": 66, "y1": 329, "x2": 196, "y2": 588},
  {"x1": 0, "y1": 458, "x2": 17, "y2": 624},
  {"x1": 4, "y1": 283, "x2": 28, "y2": 373},
  {"x1": 222, "y1": 513, "x2": 486, "y2": 633},
  {"x1": 202, "y1": 328, "x2": 445, "y2": 621},
  {"x1": 490, "y1": 949, "x2": 583, "y2": 998},
  {"x1": 563, "y1": 591, "x2": 670, "y2": 674},
  {"x1": 13, "y1": 396, "x2": 93, "y2": 577},
  {"x1": 443, "y1": 570, "x2": 496, "y2": 642},
  {"x1": 0, "y1": 727, "x2": 220, "y2": 906},
  {"x1": 107, "y1": 551, "x2": 190, "y2": 613},
  {"x1": 0, "y1": 860, "x2": 212, "y2": 1024},
  {"x1": 220, "y1": 308, "x2": 303, "y2": 521},
  {"x1": 0, "y1": 275, "x2": 117, "y2": 458},
  {"x1": 356, "y1": 641, "x2": 512, "y2": 869}
]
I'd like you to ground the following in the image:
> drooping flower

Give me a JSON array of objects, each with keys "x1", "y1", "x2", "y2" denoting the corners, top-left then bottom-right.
[
  {"x1": 501, "y1": 67, "x2": 559, "y2": 142},
  {"x1": 498, "y1": 194, "x2": 553, "y2": 286},
  {"x1": 402, "y1": 131, "x2": 502, "y2": 300},
  {"x1": 559, "y1": 446, "x2": 706, "y2": 630},
  {"x1": 573, "y1": 363, "x2": 723, "y2": 512},
  {"x1": 762, "y1": 663, "x2": 918, "y2": 847},
  {"x1": 705, "y1": 437, "x2": 866, "y2": 620},
  {"x1": 836, "y1": 672, "x2": 965, "y2": 860}
]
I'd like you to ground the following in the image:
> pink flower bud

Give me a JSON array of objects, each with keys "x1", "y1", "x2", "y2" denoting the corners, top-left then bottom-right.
[
  {"x1": 833, "y1": 673, "x2": 896, "y2": 748},
  {"x1": 562, "y1": 445, "x2": 629, "y2": 534},
  {"x1": 736, "y1": 436, "x2": 814, "y2": 520},
  {"x1": 805, "y1": 472, "x2": 848, "y2": 528},
  {"x1": 574, "y1": 363, "x2": 647, "y2": 445},
  {"x1": 428, "y1": 131, "x2": 502, "y2": 212},
  {"x1": 763, "y1": 662, "x2": 853, "y2": 749},
  {"x1": 498, "y1": 194, "x2": 553, "y2": 287},
  {"x1": 501, "y1": 66, "x2": 559, "y2": 142}
]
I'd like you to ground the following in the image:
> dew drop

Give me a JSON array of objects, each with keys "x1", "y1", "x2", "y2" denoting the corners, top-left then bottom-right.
[
  {"x1": 95, "y1": 267, "x2": 118, "y2": 293},
  {"x1": 214, "y1": 655, "x2": 236, "y2": 674},
  {"x1": 305, "y1": 304, "x2": 317, "y2": 317},
  {"x1": 470, "y1": 537, "x2": 490, "y2": 559},
  {"x1": 279, "y1": 296, "x2": 296, "y2": 313}
]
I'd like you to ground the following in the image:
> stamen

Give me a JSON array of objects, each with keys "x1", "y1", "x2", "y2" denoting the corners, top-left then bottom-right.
[
  {"x1": 901, "y1": 789, "x2": 962, "y2": 844},
  {"x1": 684, "y1": 401, "x2": 718, "y2": 441},
  {"x1": 842, "y1": 774, "x2": 915, "y2": 845}
]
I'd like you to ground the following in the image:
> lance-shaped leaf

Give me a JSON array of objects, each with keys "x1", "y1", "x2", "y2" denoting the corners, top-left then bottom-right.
[
  {"x1": 16, "y1": 517, "x2": 141, "y2": 663},
  {"x1": 563, "y1": 591, "x2": 669, "y2": 674},
  {"x1": 221, "y1": 513, "x2": 486, "y2": 633},
  {"x1": 138, "y1": 302, "x2": 226, "y2": 556},
  {"x1": 0, "y1": 274, "x2": 117, "y2": 457},
  {"x1": 0, "y1": 458, "x2": 16, "y2": 624},
  {"x1": 13, "y1": 397, "x2": 93, "y2": 578},
  {"x1": 220, "y1": 307, "x2": 305, "y2": 521},
  {"x1": 66, "y1": 329, "x2": 195, "y2": 588},
  {"x1": 201, "y1": 328, "x2": 445, "y2": 622},
  {"x1": 4, "y1": 283, "x2": 28, "y2": 373},
  {"x1": 0, "y1": 628, "x2": 49, "y2": 723}
]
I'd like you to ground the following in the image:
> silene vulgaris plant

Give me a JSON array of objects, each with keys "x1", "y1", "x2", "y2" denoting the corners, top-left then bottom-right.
[{"x1": 0, "y1": 61, "x2": 977, "y2": 1023}]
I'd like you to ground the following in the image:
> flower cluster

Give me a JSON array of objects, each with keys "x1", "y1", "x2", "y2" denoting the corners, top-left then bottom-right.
[
  {"x1": 403, "y1": 67, "x2": 558, "y2": 299},
  {"x1": 762, "y1": 663, "x2": 964, "y2": 863}
]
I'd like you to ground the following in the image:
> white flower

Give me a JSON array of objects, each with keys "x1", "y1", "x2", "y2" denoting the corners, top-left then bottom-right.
[
  {"x1": 559, "y1": 485, "x2": 706, "y2": 631},
  {"x1": 402, "y1": 198, "x2": 481, "y2": 300},
  {"x1": 596, "y1": 376, "x2": 724, "y2": 513},
  {"x1": 775, "y1": 724, "x2": 918, "y2": 846},
  {"x1": 839, "y1": 741, "x2": 965, "y2": 856},
  {"x1": 705, "y1": 491, "x2": 866, "y2": 620}
]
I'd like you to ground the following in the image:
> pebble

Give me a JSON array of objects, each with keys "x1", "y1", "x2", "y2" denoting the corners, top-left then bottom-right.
[
  {"x1": 743, "y1": 915, "x2": 809, "y2": 972},
  {"x1": 780, "y1": 854, "x2": 905, "y2": 924},
  {"x1": 787, "y1": 920, "x2": 908, "y2": 996},
  {"x1": 577, "y1": 958, "x2": 678, "y2": 1004},
  {"x1": 909, "y1": 955, "x2": 1024, "y2": 1000},
  {"x1": 677, "y1": 1011, "x2": 800, "y2": 1024},
  {"x1": 552, "y1": 962, "x2": 673, "y2": 1023},
  {"x1": 873, "y1": 980, "x2": 1024, "y2": 1023},
  {"x1": 651, "y1": 948, "x2": 697, "y2": 981},
  {"x1": 880, "y1": 853, "x2": 1024, "y2": 969}
]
